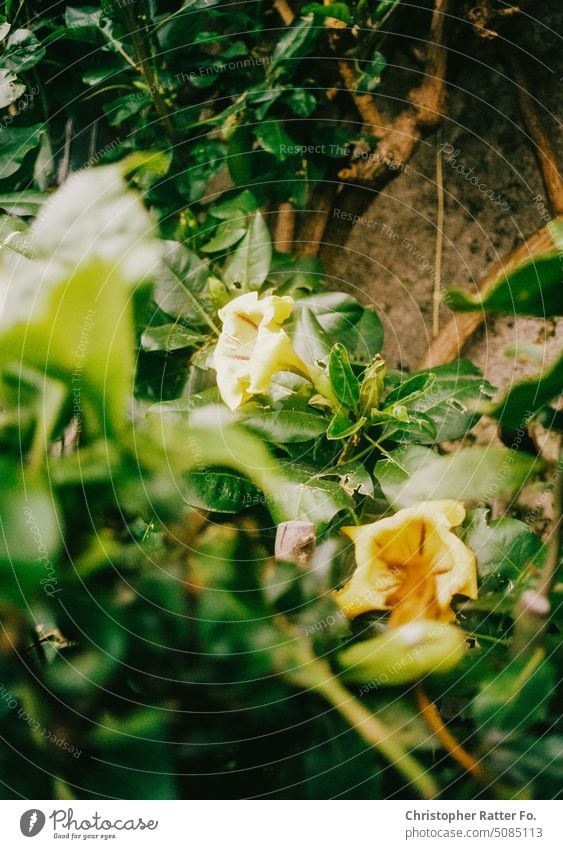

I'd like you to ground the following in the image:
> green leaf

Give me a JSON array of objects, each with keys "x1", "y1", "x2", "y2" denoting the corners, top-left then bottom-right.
[
  {"x1": 154, "y1": 241, "x2": 212, "y2": 325},
  {"x1": 49, "y1": 441, "x2": 121, "y2": 486},
  {"x1": 0, "y1": 68, "x2": 25, "y2": 108},
  {"x1": 375, "y1": 444, "x2": 542, "y2": 508},
  {"x1": 483, "y1": 733, "x2": 563, "y2": 795},
  {"x1": 471, "y1": 649, "x2": 555, "y2": 732},
  {"x1": 4, "y1": 28, "x2": 45, "y2": 72},
  {"x1": 141, "y1": 323, "x2": 209, "y2": 352},
  {"x1": 147, "y1": 389, "x2": 220, "y2": 417},
  {"x1": 289, "y1": 302, "x2": 331, "y2": 363},
  {"x1": 315, "y1": 459, "x2": 374, "y2": 497},
  {"x1": 387, "y1": 360, "x2": 495, "y2": 444},
  {"x1": 144, "y1": 416, "x2": 352, "y2": 528},
  {"x1": 0, "y1": 215, "x2": 29, "y2": 256},
  {"x1": 384, "y1": 372, "x2": 436, "y2": 407},
  {"x1": 282, "y1": 88, "x2": 316, "y2": 117},
  {"x1": 484, "y1": 352, "x2": 563, "y2": 432},
  {"x1": 271, "y1": 16, "x2": 317, "y2": 68},
  {"x1": 64, "y1": 6, "x2": 102, "y2": 30},
  {"x1": 246, "y1": 85, "x2": 284, "y2": 120},
  {"x1": 182, "y1": 467, "x2": 263, "y2": 513},
  {"x1": 328, "y1": 343, "x2": 360, "y2": 408},
  {"x1": 302, "y1": 3, "x2": 352, "y2": 23},
  {"x1": 0, "y1": 165, "x2": 160, "y2": 432},
  {"x1": 255, "y1": 120, "x2": 295, "y2": 161},
  {"x1": 463, "y1": 508, "x2": 543, "y2": 589},
  {"x1": 224, "y1": 211, "x2": 272, "y2": 289},
  {"x1": 200, "y1": 219, "x2": 247, "y2": 253},
  {"x1": 357, "y1": 51, "x2": 387, "y2": 93},
  {"x1": 447, "y1": 252, "x2": 563, "y2": 318},
  {"x1": 380, "y1": 412, "x2": 437, "y2": 444},
  {"x1": 269, "y1": 253, "x2": 324, "y2": 296},
  {"x1": 0, "y1": 192, "x2": 48, "y2": 216},
  {"x1": 0, "y1": 460, "x2": 61, "y2": 565},
  {"x1": 0, "y1": 125, "x2": 43, "y2": 179},
  {"x1": 209, "y1": 189, "x2": 258, "y2": 220},
  {"x1": 104, "y1": 92, "x2": 149, "y2": 126},
  {"x1": 226, "y1": 125, "x2": 254, "y2": 186},
  {"x1": 289, "y1": 293, "x2": 383, "y2": 364},
  {"x1": 326, "y1": 409, "x2": 366, "y2": 440},
  {"x1": 29, "y1": 159, "x2": 160, "y2": 283},
  {"x1": 276, "y1": 465, "x2": 354, "y2": 527},
  {"x1": 0, "y1": 460, "x2": 62, "y2": 600},
  {"x1": 240, "y1": 397, "x2": 328, "y2": 442},
  {"x1": 128, "y1": 149, "x2": 172, "y2": 191}
]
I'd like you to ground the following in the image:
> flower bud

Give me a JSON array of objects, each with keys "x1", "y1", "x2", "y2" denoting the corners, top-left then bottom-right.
[
  {"x1": 359, "y1": 355, "x2": 386, "y2": 416},
  {"x1": 338, "y1": 620, "x2": 466, "y2": 685}
]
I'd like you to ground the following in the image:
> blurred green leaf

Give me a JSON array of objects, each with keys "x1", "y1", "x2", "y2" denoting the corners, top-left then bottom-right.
[
  {"x1": 3, "y1": 28, "x2": 45, "y2": 72},
  {"x1": 141, "y1": 323, "x2": 208, "y2": 352},
  {"x1": 289, "y1": 293, "x2": 383, "y2": 365},
  {"x1": 0, "y1": 125, "x2": 43, "y2": 179},
  {"x1": 182, "y1": 466, "x2": 262, "y2": 513},
  {"x1": 201, "y1": 219, "x2": 247, "y2": 253},
  {"x1": 386, "y1": 360, "x2": 495, "y2": 444},
  {"x1": 375, "y1": 444, "x2": 542, "y2": 508},
  {"x1": 447, "y1": 252, "x2": 562, "y2": 318},
  {"x1": 471, "y1": 649, "x2": 555, "y2": 732},
  {"x1": 224, "y1": 211, "x2": 272, "y2": 289},
  {"x1": 271, "y1": 16, "x2": 317, "y2": 69},
  {"x1": 463, "y1": 507, "x2": 543, "y2": 590},
  {"x1": 302, "y1": 3, "x2": 352, "y2": 23},
  {"x1": 484, "y1": 352, "x2": 563, "y2": 432},
  {"x1": 240, "y1": 397, "x2": 328, "y2": 442}
]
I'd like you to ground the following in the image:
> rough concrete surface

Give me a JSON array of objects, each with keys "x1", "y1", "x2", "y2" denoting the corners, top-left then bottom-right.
[{"x1": 317, "y1": 1, "x2": 562, "y2": 396}]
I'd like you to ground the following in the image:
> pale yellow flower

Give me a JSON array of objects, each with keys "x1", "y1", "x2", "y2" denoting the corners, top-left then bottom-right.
[
  {"x1": 213, "y1": 292, "x2": 310, "y2": 411},
  {"x1": 334, "y1": 500, "x2": 477, "y2": 624}
]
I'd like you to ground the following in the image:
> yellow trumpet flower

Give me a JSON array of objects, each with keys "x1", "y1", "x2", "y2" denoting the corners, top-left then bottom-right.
[
  {"x1": 213, "y1": 292, "x2": 311, "y2": 411},
  {"x1": 334, "y1": 500, "x2": 477, "y2": 625}
]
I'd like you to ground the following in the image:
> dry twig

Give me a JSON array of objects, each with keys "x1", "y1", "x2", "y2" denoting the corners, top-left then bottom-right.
[
  {"x1": 418, "y1": 49, "x2": 563, "y2": 368},
  {"x1": 274, "y1": 201, "x2": 296, "y2": 252},
  {"x1": 506, "y1": 54, "x2": 563, "y2": 216},
  {"x1": 273, "y1": 0, "x2": 295, "y2": 25},
  {"x1": 294, "y1": 185, "x2": 338, "y2": 257},
  {"x1": 338, "y1": 0, "x2": 450, "y2": 186},
  {"x1": 418, "y1": 218, "x2": 563, "y2": 369}
]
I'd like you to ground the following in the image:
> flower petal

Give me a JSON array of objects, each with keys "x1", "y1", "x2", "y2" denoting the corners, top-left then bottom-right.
[
  {"x1": 334, "y1": 500, "x2": 477, "y2": 623},
  {"x1": 214, "y1": 292, "x2": 310, "y2": 409}
]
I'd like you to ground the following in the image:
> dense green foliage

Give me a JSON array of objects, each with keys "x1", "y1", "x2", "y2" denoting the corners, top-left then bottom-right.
[{"x1": 0, "y1": 0, "x2": 561, "y2": 800}]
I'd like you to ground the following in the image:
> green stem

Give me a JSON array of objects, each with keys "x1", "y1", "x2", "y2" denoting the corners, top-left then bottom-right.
[
  {"x1": 365, "y1": 432, "x2": 408, "y2": 472},
  {"x1": 82, "y1": 85, "x2": 136, "y2": 101},
  {"x1": 178, "y1": 285, "x2": 220, "y2": 336},
  {"x1": 122, "y1": 1, "x2": 177, "y2": 141},
  {"x1": 512, "y1": 646, "x2": 545, "y2": 691},
  {"x1": 512, "y1": 448, "x2": 562, "y2": 655},
  {"x1": 27, "y1": 378, "x2": 66, "y2": 472},
  {"x1": 345, "y1": 443, "x2": 377, "y2": 465},
  {"x1": 469, "y1": 632, "x2": 509, "y2": 647},
  {"x1": 535, "y1": 457, "x2": 562, "y2": 599},
  {"x1": 286, "y1": 638, "x2": 439, "y2": 799}
]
